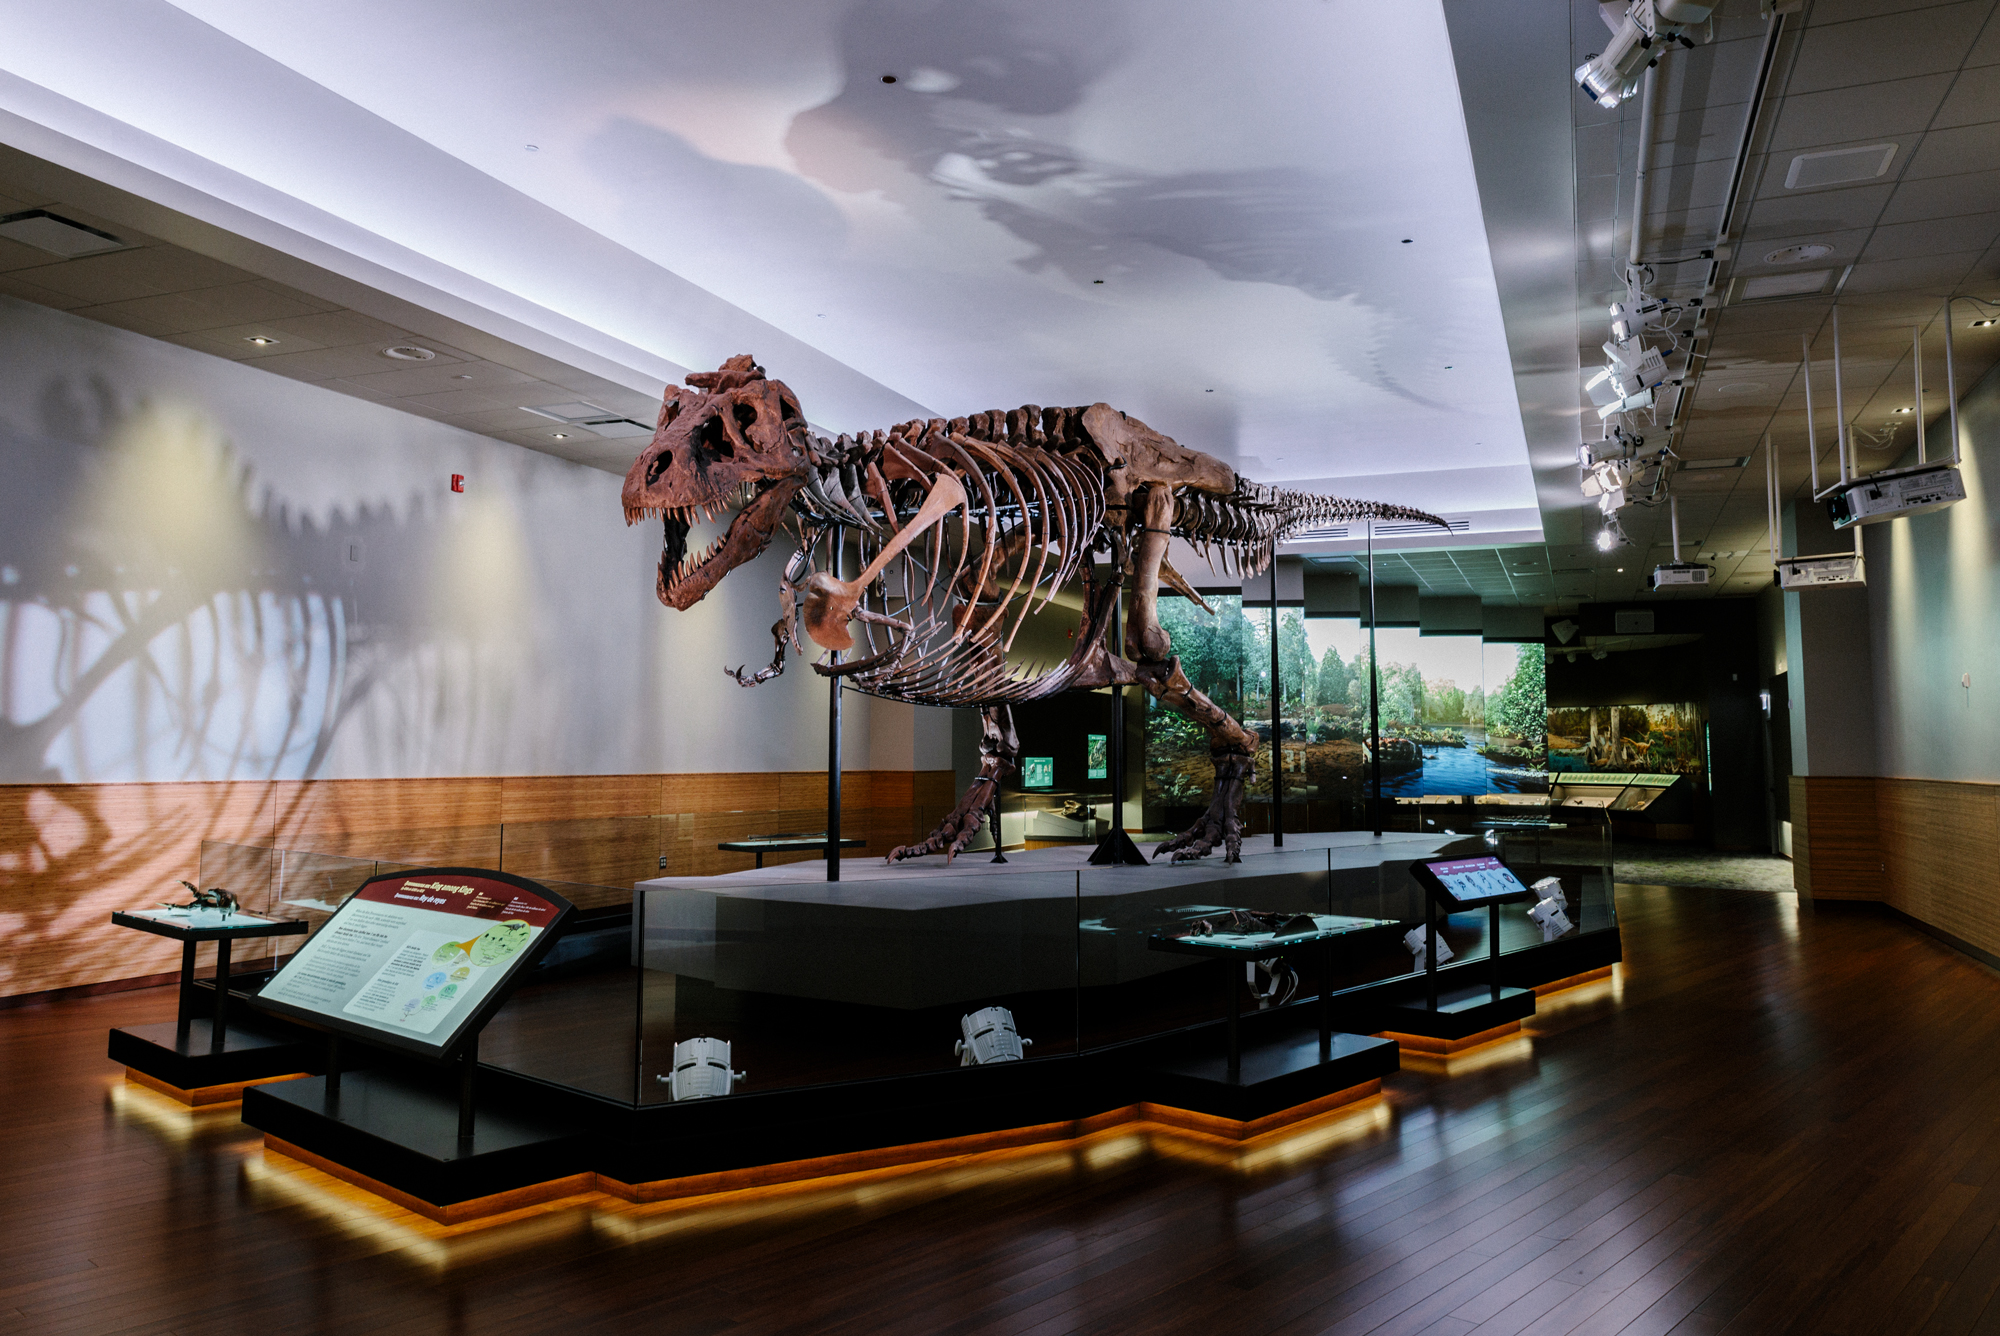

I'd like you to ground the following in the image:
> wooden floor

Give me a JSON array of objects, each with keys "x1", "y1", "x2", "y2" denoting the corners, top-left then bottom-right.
[{"x1": 10, "y1": 883, "x2": 2000, "y2": 1334}]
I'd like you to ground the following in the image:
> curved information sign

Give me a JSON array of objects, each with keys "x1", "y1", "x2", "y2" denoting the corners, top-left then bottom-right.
[{"x1": 252, "y1": 867, "x2": 571, "y2": 1059}]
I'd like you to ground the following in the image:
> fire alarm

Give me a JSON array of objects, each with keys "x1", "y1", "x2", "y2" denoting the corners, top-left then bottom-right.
[{"x1": 450, "y1": 474, "x2": 465, "y2": 493}]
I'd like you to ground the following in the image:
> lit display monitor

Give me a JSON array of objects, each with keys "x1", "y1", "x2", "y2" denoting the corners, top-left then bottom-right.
[
  {"x1": 1021, "y1": 756, "x2": 1055, "y2": 788},
  {"x1": 1411, "y1": 854, "x2": 1534, "y2": 909}
]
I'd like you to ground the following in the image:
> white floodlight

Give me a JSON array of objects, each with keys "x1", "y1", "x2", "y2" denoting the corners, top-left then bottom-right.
[{"x1": 1576, "y1": 0, "x2": 1718, "y2": 109}]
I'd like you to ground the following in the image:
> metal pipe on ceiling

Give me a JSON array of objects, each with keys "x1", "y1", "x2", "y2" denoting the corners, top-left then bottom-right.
[
  {"x1": 1915, "y1": 324, "x2": 1926, "y2": 466},
  {"x1": 1628, "y1": 64, "x2": 1659, "y2": 268},
  {"x1": 1944, "y1": 296, "x2": 1963, "y2": 466}
]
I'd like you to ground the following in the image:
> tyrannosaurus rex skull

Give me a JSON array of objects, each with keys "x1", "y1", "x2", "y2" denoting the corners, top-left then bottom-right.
[{"x1": 621, "y1": 355, "x2": 813, "y2": 610}]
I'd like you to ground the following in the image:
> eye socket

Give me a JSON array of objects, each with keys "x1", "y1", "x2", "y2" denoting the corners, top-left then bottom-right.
[
  {"x1": 645, "y1": 451, "x2": 672, "y2": 485},
  {"x1": 695, "y1": 414, "x2": 734, "y2": 460},
  {"x1": 733, "y1": 402, "x2": 760, "y2": 435}
]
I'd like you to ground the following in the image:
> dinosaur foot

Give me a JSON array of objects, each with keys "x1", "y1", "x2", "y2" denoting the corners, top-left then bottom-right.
[
  {"x1": 1153, "y1": 752, "x2": 1251, "y2": 864},
  {"x1": 887, "y1": 778, "x2": 996, "y2": 866}
]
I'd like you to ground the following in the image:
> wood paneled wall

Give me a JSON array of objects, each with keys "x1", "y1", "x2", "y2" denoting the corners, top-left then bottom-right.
[
  {"x1": 1791, "y1": 775, "x2": 2000, "y2": 964},
  {"x1": 0, "y1": 770, "x2": 957, "y2": 1000},
  {"x1": 1790, "y1": 776, "x2": 1882, "y2": 900}
]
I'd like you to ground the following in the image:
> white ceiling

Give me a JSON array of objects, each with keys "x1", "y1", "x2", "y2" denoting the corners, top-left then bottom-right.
[{"x1": 0, "y1": 0, "x2": 1541, "y2": 543}]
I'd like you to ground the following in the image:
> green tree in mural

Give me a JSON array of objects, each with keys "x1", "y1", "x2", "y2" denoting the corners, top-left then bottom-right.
[
  {"x1": 1317, "y1": 645, "x2": 1350, "y2": 708},
  {"x1": 1426, "y1": 678, "x2": 1467, "y2": 724},
  {"x1": 1488, "y1": 644, "x2": 1547, "y2": 741},
  {"x1": 1465, "y1": 684, "x2": 1486, "y2": 726},
  {"x1": 1277, "y1": 610, "x2": 1314, "y2": 712}
]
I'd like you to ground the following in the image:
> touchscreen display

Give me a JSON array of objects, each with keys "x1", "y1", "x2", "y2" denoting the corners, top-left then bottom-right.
[{"x1": 1422, "y1": 855, "x2": 1531, "y2": 906}]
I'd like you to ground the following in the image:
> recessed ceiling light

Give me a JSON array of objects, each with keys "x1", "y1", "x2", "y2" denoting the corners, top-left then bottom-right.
[
  {"x1": 382, "y1": 345, "x2": 436, "y2": 361},
  {"x1": 454, "y1": 374, "x2": 473, "y2": 380},
  {"x1": 880, "y1": 74, "x2": 897, "y2": 83},
  {"x1": 1894, "y1": 406, "x2": 1913, "y2": 414},
  {"x1": 552, "y1": 432, "x2": 569, "y2": 439},
  {"x1": 244, "y1": 336, "x2": 279, "y2": 346},
  {"x1": 1092, "y1": 279, "x2": 1104, "y2": 284},
  {"x1": 1763, "y1": 243, "x2": 1833, "y2": 265},
  {"x1": 1974, "y1": 318, "x2": 1998, "y2": 328},
  {"x1": 525, "y1": 144, "x2": 539, "y2": 151}
]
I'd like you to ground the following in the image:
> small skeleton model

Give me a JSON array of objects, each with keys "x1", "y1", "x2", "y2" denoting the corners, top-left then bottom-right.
[
  {"x1": 1246, "y1": 957, "x2": 1300, "y2": 1011},
  {"x1": 1404, "y1": 925, "x2": 1454, "y2": 970},
  {"x1": 1526, "y1": 876, "x2": 1573, "y2": 943},
  {"x1": 622, "y1": 356, "x2": 1447, "y2": 865},
  {"x1": 955, "y1": 1006, "x2": 1031, "y2": 1065},
  {"x1": 659, "y1": 1036, "x2": 744, "y2": 1101},
  {"x1": 1169, "y1": 908, "x2": 1320, "y2": 940},
  {"x1": 161, "y1": 881, "x2": 239, "y2": 917},
  {"x1": 1056, "y1": 798, "x2": 1092, "y2": 821}
]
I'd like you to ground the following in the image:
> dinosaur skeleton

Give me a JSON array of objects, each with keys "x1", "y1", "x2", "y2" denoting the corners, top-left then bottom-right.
[{"x1": 622, "y1": 355, "x2": 1447, "y2": 864}]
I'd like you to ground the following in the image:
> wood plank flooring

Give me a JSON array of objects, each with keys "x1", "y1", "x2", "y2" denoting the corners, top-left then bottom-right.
[{"x1": 8, "y1": 883, "x2": 2000, "y2": 1334}]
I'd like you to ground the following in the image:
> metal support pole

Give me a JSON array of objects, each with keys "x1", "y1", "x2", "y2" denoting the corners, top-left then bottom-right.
[
  {"x1": 1269, "y1": 538, "x2": 1283, "y2": 848},
  {"x1": 1111, "y1": 581, "x2": 1124, "y2": 840},
  {"x1": 1915, "y1": 323, "x2": 1927, "y2": 465},
  {"x1": 1368, "y1": 520, "x2": 1381, "y2": 837},
  {"x1": 176, "y1": 939, "x2": 196, "y2": 1044},
  {"x1": 210, "y1": 937, "x2": 232, "y2": 1052},
  {"x1": 1225, "y1": 960, "x2": 1242, "y2": 1083},
  {"x1": 1425, "y1": 902, "x2": 1439, "y2": 1012},
  {"x1": 1945, "y1": 297, "x2": 1963, "y2": 465},
  {"x1": 1489, "y1": 901, "x2": 1503, "y2": 1002},
  {"x1": 457, "y1": 1033, "x2": 479, "y2": 1144},
  {"x1": 1320, "y1": 939, "x2": 1334, "y2": 1059},
  {"x1": 827, "y1": 524, "x2": 843, "y2": 884},
  {"x1": 1628, "y1": 64, "x2": 1659, "y2": 268}
]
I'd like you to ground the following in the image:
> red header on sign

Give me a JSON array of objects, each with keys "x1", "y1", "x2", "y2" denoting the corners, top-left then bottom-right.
[{"x1": 354, "y1": 874, "x2": 561, "y2": 927}]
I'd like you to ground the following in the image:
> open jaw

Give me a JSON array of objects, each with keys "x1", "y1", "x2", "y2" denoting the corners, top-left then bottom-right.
[{"x1": 626, "y1": 477, "x2": 800, "y2": 610}]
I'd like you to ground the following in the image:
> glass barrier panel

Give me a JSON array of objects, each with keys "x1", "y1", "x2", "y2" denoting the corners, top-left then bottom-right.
[
  {"x1": 482, "y1": 958, "x2": 641, "y2": 1105},
  {"x1": 499, "y1": 815, "x2": 659, "y2": 912},
  {"x1": 195, "y1": 840, "x2": 285, "y2": 971},
  {"x1": 636, "y1": 864, "x2": 1079, "y2": 1103},
  {"x1": 1076, "y1": 846, "x2": 1334, "y2": 1052}
]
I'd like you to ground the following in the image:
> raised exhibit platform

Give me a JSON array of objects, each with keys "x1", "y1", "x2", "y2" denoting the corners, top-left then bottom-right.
[{"x1": 235, "y1": 827, "x2": 1621, "y2": 1214}]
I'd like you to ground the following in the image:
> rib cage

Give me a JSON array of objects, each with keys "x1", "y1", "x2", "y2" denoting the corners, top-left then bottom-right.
[{"x1": 784, "y1": 405, "x2": 1445, "y2": 708}]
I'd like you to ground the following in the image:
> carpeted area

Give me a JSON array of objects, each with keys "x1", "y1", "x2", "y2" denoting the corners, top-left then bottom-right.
[{"x1": 1614, "y1": 842, "x2": 1798, "y2": 893}]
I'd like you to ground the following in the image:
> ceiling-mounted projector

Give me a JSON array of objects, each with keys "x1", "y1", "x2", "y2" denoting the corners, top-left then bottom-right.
[
  {"x1": 1648, "y1": 562, "x2": 1710, "y2": 591},
  {"x1": 1775, "y1": 552, "x2": 1865, "y2": 589},
  {"x1": 1825, "y1": 461, "x2": 1965, "y2": 528}
]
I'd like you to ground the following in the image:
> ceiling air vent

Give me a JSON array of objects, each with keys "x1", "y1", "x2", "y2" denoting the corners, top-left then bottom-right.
[
  {"x1": 0, "y1": 209, "x2": 125, "y2": 256},
  {"x1": 520, "y1": 401, "x2": 654, "y2": 439},
  {"x1": 1785, "y1": 144, "x2": 1895, "y2": 189},
  {"x1": 1679, "y1": 455, "x2": 1750, "y2": 471},
  {"x1": 1727, "y1": 268, "x2": 1846, "y2": 303}
]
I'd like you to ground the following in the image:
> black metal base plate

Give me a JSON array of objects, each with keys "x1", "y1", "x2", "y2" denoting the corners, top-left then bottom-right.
[
  {"x1": 109, "y1": 1020, "x2": 312, "y2": 1090},
  {"x1": 1374, "y1": 984, "x2": 1536, "y2": 1040},
  {"x1": 243, "y1": 1069, "x2": 588, "y2": 1207},
  {"x1": 1147, "y1": 1031, "x2": 1398, "y2": 1122}
]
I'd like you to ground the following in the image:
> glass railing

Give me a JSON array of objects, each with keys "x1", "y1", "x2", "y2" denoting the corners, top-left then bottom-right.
[{"x1": 199, "y1": 804, "x2": 1613, "y2": 1109}]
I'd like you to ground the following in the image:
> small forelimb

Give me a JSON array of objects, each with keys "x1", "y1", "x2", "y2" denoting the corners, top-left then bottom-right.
[{"x1": 726, "y1": 576, "x2": 803, "y2": 687}]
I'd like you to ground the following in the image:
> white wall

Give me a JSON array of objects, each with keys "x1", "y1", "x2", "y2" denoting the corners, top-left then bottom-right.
[
  {"x1": 1864, "y1": 357, "x2": 2000, "y2": 783},
  {"x1": 0, "y1": 295, "x2": 946, "y2": 782}
]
